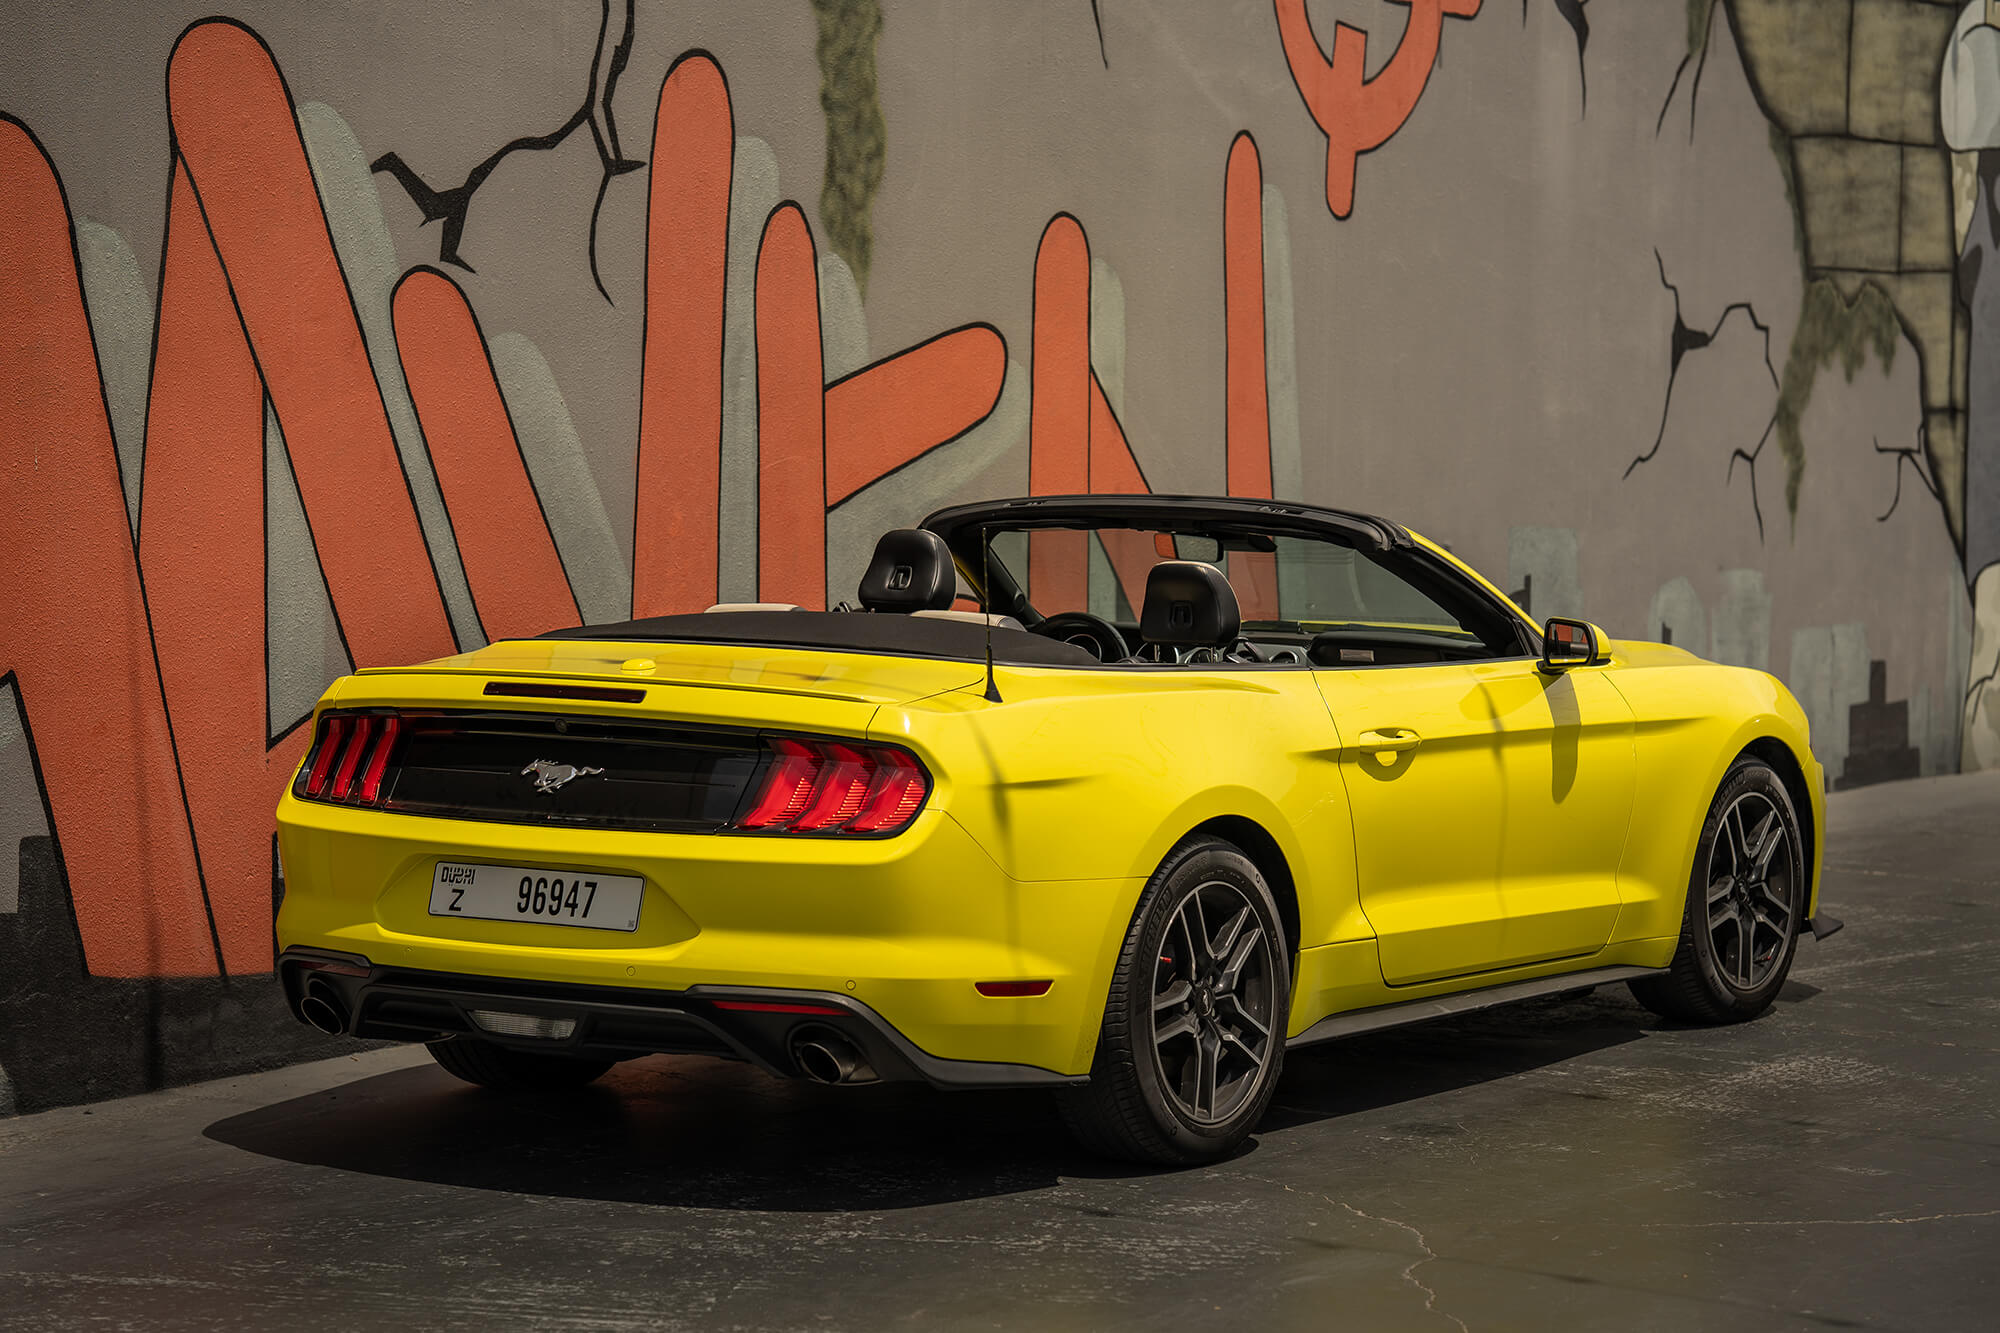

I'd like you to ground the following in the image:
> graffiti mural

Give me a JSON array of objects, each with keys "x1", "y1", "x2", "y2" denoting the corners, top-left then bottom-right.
[{"x1": 0, "y1": 0, "x2": 1986, "y2": 1111}]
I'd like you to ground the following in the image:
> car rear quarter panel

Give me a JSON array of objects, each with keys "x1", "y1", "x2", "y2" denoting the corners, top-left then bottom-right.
[
  {"x1": 1599, "y1": 641, "x2": 1825, "y2": 944},
  {"x1": 871, "y1": 666, "x2": 1368, "y2": 948}
]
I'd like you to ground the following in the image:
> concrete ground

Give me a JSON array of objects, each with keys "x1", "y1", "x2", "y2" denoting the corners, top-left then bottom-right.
[{"x1": 3, "y1": 772, "x2": 1997, "y2": 1332}]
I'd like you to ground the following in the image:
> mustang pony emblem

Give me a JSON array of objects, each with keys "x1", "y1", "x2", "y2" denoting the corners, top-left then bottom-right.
[{"x1": 521, "y1": 759, "x2": 604, "y2": 794}]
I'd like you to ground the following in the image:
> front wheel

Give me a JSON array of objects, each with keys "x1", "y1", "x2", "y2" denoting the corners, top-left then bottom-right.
[
  {"x1": 1629, "y1": 757, "x2": 1805, "y2": 1024},
  {"x1": 1058, "y1": 837, "x2": 1290, "y2": 1165},
  {"x1": 426, "y1": 1037, "x2": 615, "y2": 1091}
]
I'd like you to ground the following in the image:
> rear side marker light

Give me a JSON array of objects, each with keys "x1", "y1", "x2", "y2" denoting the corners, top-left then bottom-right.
[
  {"x1": 713, "y1": 999, "x2": 849, "y2": 1016},
  {"x1": 735, "y1": 738, "x2": 930, "y2": 836},
  {"x1": 975, "y1": 980, "x2": 1053, "y2": 998}
]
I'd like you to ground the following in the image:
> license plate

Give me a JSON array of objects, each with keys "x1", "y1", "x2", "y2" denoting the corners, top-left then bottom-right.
[{"x1": 428, "y1": 862, "x2": 643, "y2": 932}]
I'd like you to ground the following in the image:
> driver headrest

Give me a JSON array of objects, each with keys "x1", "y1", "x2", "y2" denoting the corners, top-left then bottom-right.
[
  {"x1": 858, "y1": 528, "x2": 956, "y2": 612},
  {"x1": 1140, "y1": 561, "x2": 1240, "y2": 647}
]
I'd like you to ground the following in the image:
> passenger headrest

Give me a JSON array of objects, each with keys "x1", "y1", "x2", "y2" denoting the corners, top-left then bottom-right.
[
  {"x1": 1140, "y1": 561, "x2": 1240, "y2": 647},
  {"x1": 858, "y1": 528, "x2": 957, "y2": 612}
]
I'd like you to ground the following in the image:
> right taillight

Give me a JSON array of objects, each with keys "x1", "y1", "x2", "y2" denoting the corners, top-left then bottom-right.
[{"x1": 736, "y1": 738, "x2": 930, "y2": 836}]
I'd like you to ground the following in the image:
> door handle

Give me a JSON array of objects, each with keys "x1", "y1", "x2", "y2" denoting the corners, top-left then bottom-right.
[{"x1": 1357, "y1": 727, "x2": 1422, "y2": 754}]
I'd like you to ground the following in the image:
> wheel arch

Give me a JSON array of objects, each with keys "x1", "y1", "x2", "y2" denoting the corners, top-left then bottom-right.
[
  {"x1": 1739, "y1": 734, "x2": 1820, "y2": 914},
  {"x1": 1181, "y1": 814, "x2": 1301, "y2": 961}
]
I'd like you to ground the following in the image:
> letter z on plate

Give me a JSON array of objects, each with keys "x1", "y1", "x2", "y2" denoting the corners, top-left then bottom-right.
[{"x1": 429, "y1": 861, "x2": 643, "y2": 932}]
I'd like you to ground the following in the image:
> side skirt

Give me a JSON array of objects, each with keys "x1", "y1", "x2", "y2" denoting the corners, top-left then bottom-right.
[{"x1": 1286, "y1": 964, "x2": 1667, "y2": 1049}]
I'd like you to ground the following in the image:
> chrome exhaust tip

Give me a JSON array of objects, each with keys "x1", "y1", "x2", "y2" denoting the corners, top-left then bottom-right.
[
  {"x1": 299, "y1": 978, "x2": 350, "y2": 1036},
  {"x1": 789, "y1": 1026, "x2": 876, "y2": 1085}
]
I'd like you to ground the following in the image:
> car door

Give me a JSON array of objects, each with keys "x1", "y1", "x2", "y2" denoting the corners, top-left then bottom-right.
[{"x1": 1312, "y1": 655, "x2": 1635, "y2": 985}]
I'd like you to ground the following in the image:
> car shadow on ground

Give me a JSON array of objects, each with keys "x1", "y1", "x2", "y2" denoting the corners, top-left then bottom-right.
[{"x1": 202, "y1": 985, "x2": 1709, "y2": 1211}]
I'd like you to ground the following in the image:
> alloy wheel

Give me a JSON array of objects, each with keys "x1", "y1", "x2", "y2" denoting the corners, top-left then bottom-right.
[
  {"x1": 1149, "y1": 879, "x2": 1278, "y2": 1125},
  {"x1": 1704, "y1": 791, "x2": 1795, "y2": 991}
]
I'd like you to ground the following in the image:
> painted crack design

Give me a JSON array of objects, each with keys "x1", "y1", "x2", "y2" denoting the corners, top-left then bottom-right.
[
  {"x1": 1526, "y1": 0, "x2": 1590, "y2": 111},
  {"x1": 369, "y1": 0, "x2": 643, "y2": 302},
  {"x1": 1626, "y1": 250, "x2": 1780, "y2": 541}
]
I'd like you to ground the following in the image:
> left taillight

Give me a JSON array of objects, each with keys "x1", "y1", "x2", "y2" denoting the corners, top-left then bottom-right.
[
  {"x1": 733, "y1": 737, "x2": 930, "y2": 836},
  {"x1": 296, "y1": 711, "x2": 405, "y2": 807}
]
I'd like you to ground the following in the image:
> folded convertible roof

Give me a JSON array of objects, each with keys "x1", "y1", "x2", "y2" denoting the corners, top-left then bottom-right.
[{"x1": 537, "y1": 610, "x2": 1099, "y2": 666}]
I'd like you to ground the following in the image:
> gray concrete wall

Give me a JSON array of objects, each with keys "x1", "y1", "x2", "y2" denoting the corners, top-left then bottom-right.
[{"x1": 0, "y1": 0, "x2": 1988, "y2": 1112}]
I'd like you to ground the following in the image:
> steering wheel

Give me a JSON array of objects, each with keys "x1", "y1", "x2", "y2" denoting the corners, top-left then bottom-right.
[
  {"x1": 1035, "y1": 612, "x2": 1131, "y2": 663},
  {"x1": 1223, "y1": 638, "x2": 1264, "y2": 664}
]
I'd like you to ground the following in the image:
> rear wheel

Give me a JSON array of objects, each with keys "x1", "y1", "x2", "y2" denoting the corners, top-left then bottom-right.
[
  {"x1": 1629, "y1": 757, "x2": 1805, "y2": 1024},
  {"x1": 426, "y1": 1037, "x2": 615, "y2": 1091},
  {"x1": 1059, "y1": 837, "x2": 1290, "y2": 1165}
]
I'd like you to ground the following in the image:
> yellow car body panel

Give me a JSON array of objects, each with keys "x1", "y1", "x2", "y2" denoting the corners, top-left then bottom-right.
[{"x1": 278, "y1": 620, "x2": 1822, "y2": 1077}]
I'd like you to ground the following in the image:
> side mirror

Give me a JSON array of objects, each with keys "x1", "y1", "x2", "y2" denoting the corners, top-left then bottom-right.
[{"x1": 1540, "y1": 617, "x2": 1606, "y2": 673}]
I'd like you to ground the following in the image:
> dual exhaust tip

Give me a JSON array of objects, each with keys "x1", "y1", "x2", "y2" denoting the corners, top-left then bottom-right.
[
  {"x1": 789, "y1": 1025, "x2": 877, "y2": 1085},
  {"x1": 299, "y1": 978, "x2": 351, "y2": 1036}
]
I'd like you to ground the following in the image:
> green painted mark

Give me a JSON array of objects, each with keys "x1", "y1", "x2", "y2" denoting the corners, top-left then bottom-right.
[
  {"x1": 811, "y1": 0, "x2": 886, "y2": 297},
  {"x1": 1769, "y1": 122, "x2": 1804, "y2": 265},
  {"x1": 1686, "y1": 0, "x2": 1714, "y2": 59},
  {"x1": 1776, "y1": 278, "x2": 1900, "y2": 526}
]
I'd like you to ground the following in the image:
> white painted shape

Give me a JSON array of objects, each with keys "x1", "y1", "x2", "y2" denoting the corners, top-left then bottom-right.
[
  {"x1": 1507, "y1": 526, "x2": 1582, "y2": 621},
  {"x1": 298, "y1": 101, "x2": 482, "y2": 651},
  {"x1": 1940, "y1": 567, "x2": 1973, "y2": 773},
  {"x1": 1711, "y1": 568, "x2": 1772, "y2": 671},
  {"x1": 1090, "y1": 257, "x2": 1127, "y2": 419},
  {"x1": 75, "y1": 221, "x2": 152, "y2": 533},
  {"x1": 487, "y1": 332, "x2": 629, "y2": 626},
  {"x1": 0, "y1": 679, "x2": 52, "y2": 916},
  {"x1": 819, "y1": 254, "x2": 869, "y2": 382},
  {"x1": 719, "y1": 137, "x2": 783, "y2": 606},
  {"x1": 1962, "y1": 562, "x2": 2000, "y2": 770},
  {"x1": 266, "y1": 402, "x2": 349, "y2": 737},
  {"x1": 1941, "y1": 6, "x2": 2000, "y2": 151},
  {"x1": 1262, "y1": 184, "x2": 1304, "y2": 502},
  {"x1": 1648, "y1": 576, "x2": 1708, "y2": 653},
  {"x1": 1830, "y1": 623, "x2": 1871, "y2": 784}
]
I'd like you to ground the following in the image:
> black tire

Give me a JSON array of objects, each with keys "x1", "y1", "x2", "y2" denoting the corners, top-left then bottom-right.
[
  {"x1": 1058, "y1": 837, "x2": 1291, "y2": 1165},
  {"x1": 426, "y1": 1037, "x2": 615, "y2": 1091},
  {"x1": 1629, "y1": 756, "x2": 1806, "y2": 1024}
]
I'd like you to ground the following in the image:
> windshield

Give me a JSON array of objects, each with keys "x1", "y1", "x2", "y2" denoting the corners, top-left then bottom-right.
[{"x1": 977, "y1": 524, "x2": 1495, "y2": 645}]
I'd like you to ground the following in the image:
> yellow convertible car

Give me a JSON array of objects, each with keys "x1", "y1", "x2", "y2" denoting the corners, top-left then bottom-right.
[{"x1": 275, "y1": 495, "x2": 1836, "y2": 1163}]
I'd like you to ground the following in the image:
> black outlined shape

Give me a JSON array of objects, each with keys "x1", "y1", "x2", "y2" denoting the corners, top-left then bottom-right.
[
  {"x1": 370, "y1": 0, "x2": 644, "y2": 302},
  {"x1": 1625, "y1": 251, "x2": 1778, "y2": 542}
]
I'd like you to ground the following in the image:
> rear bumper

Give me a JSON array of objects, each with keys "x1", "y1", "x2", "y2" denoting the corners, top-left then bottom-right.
[
  {"x1": 275, "y1": 792, "x2": 1144, "y2": 1077},
  {"x1": 279, "y1": 948, "x2": 1084, "y2": 1088}
]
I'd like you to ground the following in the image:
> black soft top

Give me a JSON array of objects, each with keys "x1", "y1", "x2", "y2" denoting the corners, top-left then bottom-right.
[{"x1": 538, "y1": 611, "x2": 1098, "y2": 667}]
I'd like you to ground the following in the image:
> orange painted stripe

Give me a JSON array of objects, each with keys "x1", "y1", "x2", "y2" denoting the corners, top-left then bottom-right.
[
  {"x1": 1029, "y1": 216, "x2": 1091, "y2": 611},
  {"x1": 393, "y1": 269, "x2": 580, "y2": 641},
  {"x1": 1224, "y1": 133, "x2": 1271, "y2": 502},
  {"x1": 635, "y1": 53, "x2": 732, "y2": 616},
  {"x1": 824, "y1": 324, "x2": 1006, "y2": 505},
  {"x1": 756, "y1": 204, "x2": 826, "y2": 608},
  {"x1": 1088, "y1": 374, "x2": 1155, "y2": 610},
  {"x1": 167, "y1": 20, "x2": 454, "y2": 666},
  {"x1": 0, "y1": 121, "x2": 216, "y2": 977},
  {"x1": 139, "y1": 159, "x2": 307, "y2": 975}
]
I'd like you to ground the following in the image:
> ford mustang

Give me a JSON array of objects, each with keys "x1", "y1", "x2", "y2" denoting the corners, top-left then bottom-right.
[{"x1": 274, "y1": 494, "x2": 1837, "y2": 1163}]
